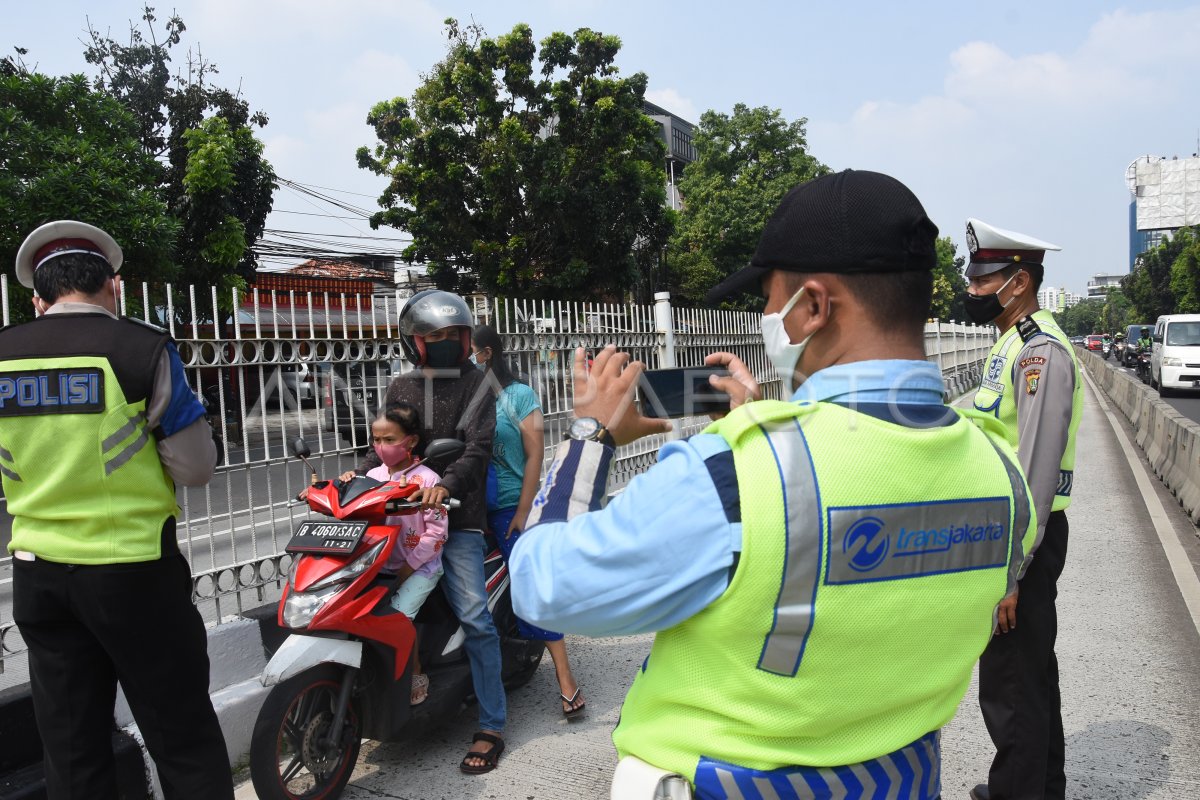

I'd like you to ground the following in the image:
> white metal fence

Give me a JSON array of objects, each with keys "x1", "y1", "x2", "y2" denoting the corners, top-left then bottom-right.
[{"x1": 0, "y1": 281, "x2": 994, "y2": 681}]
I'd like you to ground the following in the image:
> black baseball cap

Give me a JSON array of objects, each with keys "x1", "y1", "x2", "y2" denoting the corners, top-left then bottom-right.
[{"x1": 705, "y1": 169, "x2": 939, "y2": 304}]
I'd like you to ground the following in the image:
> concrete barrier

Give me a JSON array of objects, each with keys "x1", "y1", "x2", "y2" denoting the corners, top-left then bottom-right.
[{"x1": 1078, "y1": 348, "x2": 1200, "y2": 526}]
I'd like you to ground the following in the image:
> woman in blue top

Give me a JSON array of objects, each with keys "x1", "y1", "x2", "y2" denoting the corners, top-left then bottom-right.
[{"x1": 472, "y1": 324, "x2": 585, "y2": 718}]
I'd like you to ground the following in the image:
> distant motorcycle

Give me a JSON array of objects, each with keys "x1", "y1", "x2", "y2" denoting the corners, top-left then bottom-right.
[
  {"x1": 1136, "y1": 348, "x2": 1152, "y2": 383},
  {"x1": 1102, "y1": 340, "x2": 1112, "y2": 359}
]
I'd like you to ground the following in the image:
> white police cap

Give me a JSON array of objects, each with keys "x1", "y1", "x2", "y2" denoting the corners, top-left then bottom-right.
[
  {"x1": 964, "y1": 218, "x2": 1061, "y2": 278},
  {"x1": 15, "y1": 221, "x2": 124, "y2": 290}
]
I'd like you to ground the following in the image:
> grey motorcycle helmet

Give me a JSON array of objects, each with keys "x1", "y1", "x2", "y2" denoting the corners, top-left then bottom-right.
[{"x1": 397, "y1": 289, "x2": 474, "y2": 366}]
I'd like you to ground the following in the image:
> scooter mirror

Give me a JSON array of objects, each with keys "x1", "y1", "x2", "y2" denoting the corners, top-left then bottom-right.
[
  {"x1": 291, "y1": 438, "x2": 312, "y2": 459},
  {"x1": 423, "y1": 438, "x2": 465, "y2": 471}
]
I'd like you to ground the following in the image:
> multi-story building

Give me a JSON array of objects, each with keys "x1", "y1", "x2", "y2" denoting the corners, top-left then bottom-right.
[
  {"x1": 644, "y1": 101, "x2": 696, "y2": 211},
  {"x1": 1126, "y1": 153, "x2": 1200, "y2": 269},
  {"x1": 1038, "y1": 286, "x2": 1083, "y2": 312},
  {"x1": 1087, "y1": 273, "x2": 1124, "y2": 299}
]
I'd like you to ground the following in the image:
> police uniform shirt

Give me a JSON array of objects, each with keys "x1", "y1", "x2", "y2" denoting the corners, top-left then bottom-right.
[
  {"x1": 39, "y1": 302, "x2": 215, "y2": 487},
  {"x1": 1011, "y1": 332, "x2": 1075, "y2": 539}
]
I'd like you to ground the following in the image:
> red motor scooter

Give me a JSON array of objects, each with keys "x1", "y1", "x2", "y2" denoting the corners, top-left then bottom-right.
[{"x1": 249, "y1": 438, "x2": 543, "y2": 800}]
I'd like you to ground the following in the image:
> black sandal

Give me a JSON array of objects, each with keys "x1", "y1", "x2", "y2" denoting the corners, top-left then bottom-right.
[
  {"x1": 459, "y1": 731, "x2": 505, "y2": 774},
  {"x1": 561, "y1": 687, "x2": 587, "y2": 719}
]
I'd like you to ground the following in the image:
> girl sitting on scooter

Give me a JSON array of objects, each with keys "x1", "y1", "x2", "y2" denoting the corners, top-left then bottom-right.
[{"x1": 339, "y1": 401, "x2": 448, "y2": 705}]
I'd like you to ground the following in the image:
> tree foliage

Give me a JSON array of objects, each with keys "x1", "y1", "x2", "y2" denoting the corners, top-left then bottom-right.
[
  {"x1": 665, "y1": 104, "x2": 827, "y2": 305},
  {"x1": 1167, "y1": 228, "x2": 1200, "y2": 313},
  {"x1": 1054, "y1": 298, "x2": 1103, "y2": 337},
  {"x1": 0, "y1": 63, "x2": 177, "y2": 319},
  {"x1": 931, "y1": 237, "x2": 968, "y2": 321},
  {"x1": 1121, "y1": 227, "x2": 1199, "y2": 321},
  {"x1": 358, "y1": 19, "x2": 672, "y2": 300},
  {"x1": 83, "y1": 5, "x2": 274, "y2": 287}
]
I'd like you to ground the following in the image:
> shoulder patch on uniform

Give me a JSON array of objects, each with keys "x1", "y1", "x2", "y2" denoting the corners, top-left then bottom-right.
[
  {"x1": 1016, "y1": 315, "x2": 1042, "y2": 343},
  {"x1": 1024, "y1": 369, "x2": 1041, "y2": 395},
  {"x1": 1019, "y1": 356, "x2": 1047, "y2": 368}
]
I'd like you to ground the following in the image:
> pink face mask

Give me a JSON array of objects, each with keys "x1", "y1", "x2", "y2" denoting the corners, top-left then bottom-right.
[{"x1": 374, "y1": 441, "x2": 412, "y2": 468}]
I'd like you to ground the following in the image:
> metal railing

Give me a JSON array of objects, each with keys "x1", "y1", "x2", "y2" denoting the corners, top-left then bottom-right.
[{"x1": 0, "y1": 281, "x2": 994, "y2": 680}]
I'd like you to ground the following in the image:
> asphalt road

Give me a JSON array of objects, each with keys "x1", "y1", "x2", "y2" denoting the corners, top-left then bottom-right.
[{"x1": 1101, "y1": 351, "x2": 1200, "y2": 424}]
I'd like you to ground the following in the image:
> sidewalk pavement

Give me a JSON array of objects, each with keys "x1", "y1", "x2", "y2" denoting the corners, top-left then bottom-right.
[{"x1": 235, "y1": 378, "x2": 1200, "y2": 799}]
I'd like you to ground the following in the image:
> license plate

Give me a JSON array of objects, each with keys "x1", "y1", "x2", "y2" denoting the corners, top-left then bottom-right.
[{"x1": 286, "y1": 521, "x2": 368, "y2": 554}]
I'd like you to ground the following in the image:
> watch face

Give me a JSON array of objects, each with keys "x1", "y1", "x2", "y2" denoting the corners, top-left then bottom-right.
[{"x1": 569, "y1": 417, "x2": 601, "y2": 439}]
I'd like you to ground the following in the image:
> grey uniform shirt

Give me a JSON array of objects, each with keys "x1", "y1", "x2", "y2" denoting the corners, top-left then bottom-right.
[{"x1": 1012, "y1": 335, "x2": 1075, "y2": 550}]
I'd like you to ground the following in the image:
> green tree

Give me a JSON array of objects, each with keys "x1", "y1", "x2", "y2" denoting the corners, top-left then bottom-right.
[
  {"x1": 84, "y1": 5, "x2": 275, "y2": 287},
  {"x1": 0, "y1": 62, "x2": 177, "y2": 320},
  {"x1": 1100, "y1": 287, "x2": 1132, "y2": 332},
  {"x1": 1054, "y1": 298, "x2": 1103, "y2": 337},
  {"x1": 666, "y1": 104, "x2": 827, "y2": 305},
  {"x1": 931, "y1": 236, "x2": 967, "y2": 321},
  {"x1": 1122, "y1": 227, "x2": 1195, "y2": 320},
  {"x1": 1167, "y1": 228, "x2": 1200, "y2": 313},
  {"x1": 358, "y1": 19, "x2": 672, "y2": 299}
]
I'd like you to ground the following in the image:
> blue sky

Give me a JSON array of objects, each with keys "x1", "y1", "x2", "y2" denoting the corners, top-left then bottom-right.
[{"x1": 9, "y1": 1, "x2": 1200, "y2": 297}]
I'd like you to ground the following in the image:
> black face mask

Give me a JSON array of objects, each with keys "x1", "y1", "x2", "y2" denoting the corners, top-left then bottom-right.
[
  {"x1": 962, "y1": 272, "x2": 1018, "y2": 324},
  {"x1": 424, "y1": 339, "x2": 462, "y2": 369}
]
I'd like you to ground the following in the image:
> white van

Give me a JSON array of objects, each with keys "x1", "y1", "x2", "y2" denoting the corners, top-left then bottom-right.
[{"x1": 1151, "y1": 313, "x2": 1200, "y2": 396}]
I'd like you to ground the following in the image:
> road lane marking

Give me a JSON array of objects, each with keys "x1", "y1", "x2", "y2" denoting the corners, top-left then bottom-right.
[{"x1": 1083, "y1": 368, "x2": 1200, "y2": 637}]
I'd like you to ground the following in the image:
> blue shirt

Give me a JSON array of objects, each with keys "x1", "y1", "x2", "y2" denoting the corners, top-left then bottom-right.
[
  {"x1": 490, "y1": 382, "x2": 541, "y2": 510},
  {"x1": 508, "y1": 360, "x2": 948, "y2": 637}
]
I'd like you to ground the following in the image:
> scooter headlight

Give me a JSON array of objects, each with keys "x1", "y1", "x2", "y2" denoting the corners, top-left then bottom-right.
[
  {"x1": 305, "y1": 539, "x2": 389, "y2": 592},
  {"x1": 282, "y1": 539, "x2": 388, "y2": 629},
  {"x1": 282, "y1": 583, "x2": 341, "y2": 629}
]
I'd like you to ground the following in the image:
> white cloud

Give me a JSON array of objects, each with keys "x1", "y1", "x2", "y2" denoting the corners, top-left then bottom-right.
[
  {"x1": 645, "y1": 87, "x2": 698, "y2": 123},
  {"x1": 808, "y1": 7, "x2": 1200, "y2": 289}
]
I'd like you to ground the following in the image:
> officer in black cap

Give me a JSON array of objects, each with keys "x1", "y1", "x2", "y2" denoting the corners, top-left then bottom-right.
[
  {"x1": 3, "y1": 221, "x2": 232, "y2": 799},
  {"x1": 962, "y1": 218, "x2": 1083, "y2": 800},
  {"x1": 507, "y1": 170, "x2": 1035, "y2": 799}
]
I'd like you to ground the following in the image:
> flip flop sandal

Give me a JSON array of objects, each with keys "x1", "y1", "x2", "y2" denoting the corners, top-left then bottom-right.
[
  {"x1": 410, "y1": 673, "x2": 429, "y2": 706},
  {"x1": 561, "y1": 687, "x2": 587, "y2": 718},
  {"x1": 459, "y1": 731, "x2": 505, "y2": 775}
]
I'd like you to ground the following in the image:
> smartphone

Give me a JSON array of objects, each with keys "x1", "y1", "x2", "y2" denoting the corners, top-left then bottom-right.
[{"x1": 639, "y1": 367, "x2": 731, "y2": 419}]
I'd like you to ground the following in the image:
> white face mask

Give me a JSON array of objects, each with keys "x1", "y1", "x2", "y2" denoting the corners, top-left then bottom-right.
[{"x1": 760, "y1": 285, "x2": 814, "y2": 396}]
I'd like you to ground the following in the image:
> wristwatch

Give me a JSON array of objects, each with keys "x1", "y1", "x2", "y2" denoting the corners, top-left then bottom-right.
[{"x1": 566, "y1": 416, "x2": 616, "y2": 448}]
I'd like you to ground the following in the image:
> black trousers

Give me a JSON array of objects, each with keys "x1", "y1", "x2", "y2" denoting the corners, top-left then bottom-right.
[
  {"x1": 12, "y1": 552, "x2": 233, "y2": 800},
  {"x1": 979, "y1": 510, "x2": 1069, "y2": 800}
]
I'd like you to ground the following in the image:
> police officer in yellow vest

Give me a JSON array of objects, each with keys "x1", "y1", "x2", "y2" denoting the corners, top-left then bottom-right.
[
  {"x1": 4, "y1": 221, "x2": 233, "y2": 799},
  {"x1": 962, "y1": 220, "x2": 1082, "y2": 800},
  {"x1": 507, "y1": 171, "x2": 1036, "y2": 800}
]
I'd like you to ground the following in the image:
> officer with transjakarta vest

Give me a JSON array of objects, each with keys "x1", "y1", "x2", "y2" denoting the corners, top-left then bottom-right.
[
  {"x1": 507, "y1": 171, "x2": 1037, "y2": 800},
  {"x1": 963, "y1": 219, "x2": 1083, "y2": 800},
  {"x1": 3, "y1": 221, "x2": 231, "y2": 799}
]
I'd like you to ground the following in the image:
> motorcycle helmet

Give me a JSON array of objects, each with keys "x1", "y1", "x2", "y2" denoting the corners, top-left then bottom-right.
[{"x1": 397, "y1": 289, "x2": 474, "y2": 366}]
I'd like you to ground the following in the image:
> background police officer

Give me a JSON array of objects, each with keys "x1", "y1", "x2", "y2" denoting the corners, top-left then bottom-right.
[
  {"x1": 4, "y1": 221, "x2": 232, "y2": 799},
  {"x1": 508, "y1": 171, "x2": 1036, "y2": 800},
  {"x1": 962, "y1": 219, "x2": 1084, "y2": 800}
]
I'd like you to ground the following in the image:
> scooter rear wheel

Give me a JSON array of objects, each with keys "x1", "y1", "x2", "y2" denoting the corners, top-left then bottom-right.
[{"x1": 250, "y1": 665, "x2": 363, "y2": 800}]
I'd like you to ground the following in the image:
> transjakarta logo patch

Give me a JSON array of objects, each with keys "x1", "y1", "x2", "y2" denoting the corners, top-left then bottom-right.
[
  {"x1": 0, "y1": 368, "x2": 105, "y2": 417},
  {"x1": 825, "y1": 498, "x2": 1010, "y2": 585}
]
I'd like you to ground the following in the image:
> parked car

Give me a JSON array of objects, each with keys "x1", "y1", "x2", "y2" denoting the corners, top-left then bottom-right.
[
  {"x1": 1085, "y1": 335, "x2": 1104, "y2": 351},
  {"x1": 1150, "y1": 314, "x2": 1200, "y2": 397},
  {"x1": 318, "y1": 360, "x2": 404, "y2": 449}
]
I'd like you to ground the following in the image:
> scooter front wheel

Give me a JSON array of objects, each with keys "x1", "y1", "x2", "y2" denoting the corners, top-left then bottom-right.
[{"x1": 250, "y1": 665, "x2": 363, "y2": 800}]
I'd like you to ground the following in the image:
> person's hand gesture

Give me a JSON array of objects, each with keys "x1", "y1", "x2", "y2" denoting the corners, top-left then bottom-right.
[
  {"x1": 571, "y1": 345, "x2": 672, "y2": 446},
  {"x1": 337, "y1": 471, "x2": 356, "y2": 483},
  {"x1": 704, "y1": 351, "x2": 761, "y2": 419}
]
